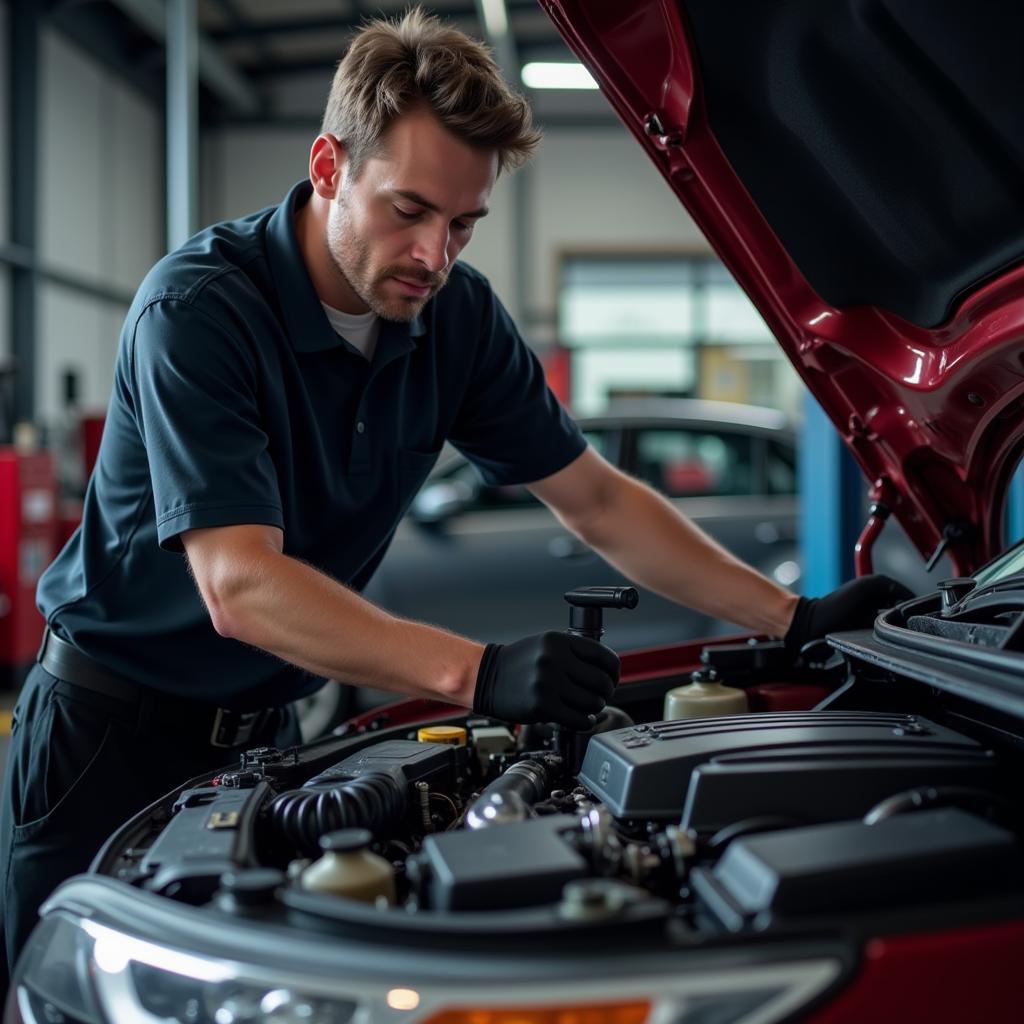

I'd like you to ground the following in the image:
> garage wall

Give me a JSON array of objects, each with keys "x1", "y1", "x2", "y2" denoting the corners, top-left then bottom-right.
[
  {"x1": 0, "y1": 2, "x2": 10, "y2": 365},
  {"x1": 36, "y1": 286, "x2": 127, "y2": 425},
  {"x1": 527, "y1": 129, "x2": 707, "y2": 331},
  {"x1": 39, "y1": 34, "x2": 108, "y2": 288},
  {"x1": 17, "y1": 30, "x2": 713, "y2": 420},
  {"x1": 201, "y1": 127, "x2": 310, "y2": 227},
  {"x1": 33, "y1": 29, "x2": 163, "y2": 423}
]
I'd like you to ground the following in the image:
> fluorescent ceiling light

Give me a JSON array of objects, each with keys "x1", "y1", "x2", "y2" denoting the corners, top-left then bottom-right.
[
  {"x1": 481, "y1": 0, "x2": 508, "y2": 37},
  {"x1": 521, "y1": 62, "x2": 598, "y2": 90}
]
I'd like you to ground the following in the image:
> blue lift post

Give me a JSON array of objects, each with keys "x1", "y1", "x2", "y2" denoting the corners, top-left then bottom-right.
[
  {"x1": 798, "y1": 394, "x2": 864, "y2": 597},
  {"x1": 800, "y1": 396, "x2": 1024, "y2": 587},
  {"x1": 1006, "y1": 466, "x2": 1024, "y2": 548}
]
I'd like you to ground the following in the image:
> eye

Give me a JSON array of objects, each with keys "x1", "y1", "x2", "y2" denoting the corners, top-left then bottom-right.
[
  {"x1": 453, "y1": 220, "x2": 472, "y2": 235},
  {"x1": 394, "y1": 206, "x2": 421, "y2": 221}
]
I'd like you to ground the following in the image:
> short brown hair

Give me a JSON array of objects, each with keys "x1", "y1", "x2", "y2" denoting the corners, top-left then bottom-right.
[{"x1": 322, "y1": 6, "x2": 541, "y2": 177}]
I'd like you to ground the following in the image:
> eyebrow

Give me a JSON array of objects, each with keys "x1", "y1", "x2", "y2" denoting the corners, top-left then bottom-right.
[{"x1": 391, "y1": 189, "x2": 489, "y2": 220}]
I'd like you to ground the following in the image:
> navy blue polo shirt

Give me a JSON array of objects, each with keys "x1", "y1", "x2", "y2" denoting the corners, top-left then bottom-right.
[{"x1": 38, "y1": 181, "x2": 585, "y2": 709}]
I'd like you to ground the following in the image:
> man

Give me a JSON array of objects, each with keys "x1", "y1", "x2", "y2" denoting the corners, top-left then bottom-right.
[{"x1": 0, "y1": 8, "x2": 909, "y2": 982}]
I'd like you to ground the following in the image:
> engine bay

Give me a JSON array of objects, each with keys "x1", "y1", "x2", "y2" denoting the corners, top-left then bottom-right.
[{"x1": 94, "y1": 626, "x2": 1024, "y2": 948}]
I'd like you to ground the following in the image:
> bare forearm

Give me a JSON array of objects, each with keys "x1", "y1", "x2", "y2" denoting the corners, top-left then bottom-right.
[
  {"x1": 209, "y1": 551, "x2": 483, "y2": 705},
  {"x1": 574, "y1": 475, "x2": 799, "y2": 636}
]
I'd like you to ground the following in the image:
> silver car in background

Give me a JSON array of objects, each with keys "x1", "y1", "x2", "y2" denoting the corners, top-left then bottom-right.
[{"x1": 363, "y1": 399, "x2": 801, "y2": 651}]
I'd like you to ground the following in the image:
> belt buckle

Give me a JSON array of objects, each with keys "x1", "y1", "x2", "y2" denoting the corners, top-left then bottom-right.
[{"x1": 210, "y1": 708, "x2": 263, "y2": 749}]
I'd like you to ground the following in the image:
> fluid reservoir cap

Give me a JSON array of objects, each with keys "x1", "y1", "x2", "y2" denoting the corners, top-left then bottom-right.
[
  {"x1": 417, "y1": 725, "x2": 467, "y2": 746},
  {"x1": 321, "y1": 828, "x2": 374, "y2": 854}
]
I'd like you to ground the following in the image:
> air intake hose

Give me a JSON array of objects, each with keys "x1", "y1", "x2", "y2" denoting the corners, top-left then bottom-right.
[
  {"x1": 465, "y1": 755, "x2": 561, "y2": 830},
  {"x1": 269, "y1": 773, "x2": 406, "y2": 858}
]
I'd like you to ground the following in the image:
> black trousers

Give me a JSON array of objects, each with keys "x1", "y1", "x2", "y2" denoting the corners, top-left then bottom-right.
[{"x1": 0, "y1": 663, "x2": 300, "y2": 993}]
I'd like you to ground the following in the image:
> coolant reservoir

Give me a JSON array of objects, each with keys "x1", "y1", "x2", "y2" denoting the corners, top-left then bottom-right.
[
  {"x1": 301, "y1": 828, "x2": 396, "y2": 904},
  {"x1": 663, "y1": 668, "x2": 748, "y2": 720}
]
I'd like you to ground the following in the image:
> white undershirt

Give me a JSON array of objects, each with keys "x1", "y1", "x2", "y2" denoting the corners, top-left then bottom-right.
[{"x1": 320, "y1": 303, "x2": 380, "y2": 361}]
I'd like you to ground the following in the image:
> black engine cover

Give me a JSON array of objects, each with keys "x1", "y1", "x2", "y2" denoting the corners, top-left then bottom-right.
[
  {"x1": 577, "y1": 711, "x2": 995, "y2": 830},
  {"x1": 303, "y1": 739, "x2": 461, "y2": 790},
  {"x1": 691, "y1": 808, "x2": 1020, "y2": 929},
  {"x1": 420, "y1": 815, "x2": 587, "y2": 911}
]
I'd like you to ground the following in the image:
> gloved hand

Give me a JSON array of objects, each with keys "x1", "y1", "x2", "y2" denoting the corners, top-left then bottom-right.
[
  {"x1": 472, "y1": 631, "x2": 620, "y2": 730},
  {"x1": 784, "y1": 574, "x2": 914, "y2": 655}
]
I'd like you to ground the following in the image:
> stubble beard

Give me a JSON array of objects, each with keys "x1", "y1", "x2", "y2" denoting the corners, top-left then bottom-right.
[{"x1": 325, "y1": 193, "x2": 448, "y2": 323}]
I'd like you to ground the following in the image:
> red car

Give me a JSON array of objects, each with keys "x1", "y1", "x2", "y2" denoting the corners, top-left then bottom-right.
[{"x1": 8, "y1": 3, "x2": 1024, "y2": 1023}]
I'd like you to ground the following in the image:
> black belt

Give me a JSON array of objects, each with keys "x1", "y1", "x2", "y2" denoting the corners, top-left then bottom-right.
[{"x1": 37, "y1": 628, "x2": 273, "y2": 749}]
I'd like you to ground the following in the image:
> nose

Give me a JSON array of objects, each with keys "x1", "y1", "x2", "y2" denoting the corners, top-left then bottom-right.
[{"x1": 410, "y1": 223, "x2": 451, "y2": 274}]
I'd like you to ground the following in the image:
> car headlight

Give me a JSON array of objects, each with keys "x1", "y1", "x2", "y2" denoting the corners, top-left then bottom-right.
[
  {"x1": 11, "y1": 910, "x2": 842, "y2": 1024},
  {"x1": 12, "y1": 913, "x2": 357, "y2": 1024}
]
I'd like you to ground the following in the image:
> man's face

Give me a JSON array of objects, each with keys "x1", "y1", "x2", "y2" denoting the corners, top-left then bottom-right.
[{"x1": 324, "y1": 108, "x2": 497, "y2": 321}]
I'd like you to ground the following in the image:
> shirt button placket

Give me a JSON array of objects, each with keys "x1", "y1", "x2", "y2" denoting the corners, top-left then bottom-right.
[{"x1": 351, "y1": 417, "x2": 370, "y2": 473}]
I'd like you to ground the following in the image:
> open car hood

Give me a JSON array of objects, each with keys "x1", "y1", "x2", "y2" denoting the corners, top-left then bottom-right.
[{"x1": 544, "y1": 0, "x2": 1024, "y2": 574}]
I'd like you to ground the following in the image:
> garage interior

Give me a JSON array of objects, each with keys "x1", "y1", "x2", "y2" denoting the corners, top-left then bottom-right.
[
  {"x1": 6, "y1": 0, "x2": 1012, "y2": 698},
  {"x1": 2, "y1": 2, "x2": 1024, "y2": 1020}
]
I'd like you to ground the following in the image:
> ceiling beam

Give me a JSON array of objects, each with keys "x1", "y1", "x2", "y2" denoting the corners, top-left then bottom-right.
[
  {"x1": 107, "y1": 0, "x2": 261, "y2": 115},
  {"x1": 241, "y1": 40, "x2": 566, "y2": 80},
  {"x1": 210, "y1": 0, "x2": 275, "y2": 67},
  {"x1": 206, "y1": 0, "x2": 539, "y2": 41},
  {"x1": 209, "y1": 14, "x2": 362, "y2": 41},
  {"x1": 208, "y1": 111, "x2": 623, "y2": 131}
]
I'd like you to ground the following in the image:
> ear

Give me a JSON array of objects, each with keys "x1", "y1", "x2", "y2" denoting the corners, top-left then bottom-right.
[{"x1": 308, "y1": 134, "x2": 348, "y2": 199}]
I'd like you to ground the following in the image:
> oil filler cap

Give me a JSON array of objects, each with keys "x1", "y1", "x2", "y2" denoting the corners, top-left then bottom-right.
[{"x1": 417, "y1": 725, "x2": 467, "y2": 746}]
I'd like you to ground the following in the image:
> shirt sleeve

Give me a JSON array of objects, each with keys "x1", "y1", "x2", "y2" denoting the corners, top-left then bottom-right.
[
  {"x1": 448, "y1": 285, "x2": 586, "y2": 485},
  {"x1": 129, "y1": 297, "x2": 285, "y2": 552}
]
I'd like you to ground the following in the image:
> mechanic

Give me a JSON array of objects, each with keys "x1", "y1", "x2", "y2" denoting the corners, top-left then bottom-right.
[{"x1": 0, "y1": 7, "x2": 910, "y2": 984}]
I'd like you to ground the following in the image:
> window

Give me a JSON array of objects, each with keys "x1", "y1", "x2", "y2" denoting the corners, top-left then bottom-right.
[
  {"x1": 559, "y1": 256, "x2": 782, "y2": 415},
  {"x1": 632, "y1": 428, "x2": 753, "y2": 498},
  {"x1": 764, "y1": 440, "x2": 797, "y2": 496}
]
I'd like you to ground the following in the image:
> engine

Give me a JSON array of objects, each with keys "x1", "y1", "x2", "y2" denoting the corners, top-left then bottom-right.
[{"x1": 104, "y1": 646, "x2": 1022, "y2": 938}]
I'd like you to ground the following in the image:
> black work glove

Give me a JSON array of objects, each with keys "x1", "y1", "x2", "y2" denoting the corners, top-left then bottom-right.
[
  {"x1": 784, "y1": 574, "x2": 914, "y2": 655},
  {"x1": 472, "y1": 631, "x2": 620, "y2": 730}
]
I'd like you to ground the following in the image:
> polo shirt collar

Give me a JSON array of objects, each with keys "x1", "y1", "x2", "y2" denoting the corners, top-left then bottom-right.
[{"x1": 265, "y1": 180, "x2": 426, "y2": 355}]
